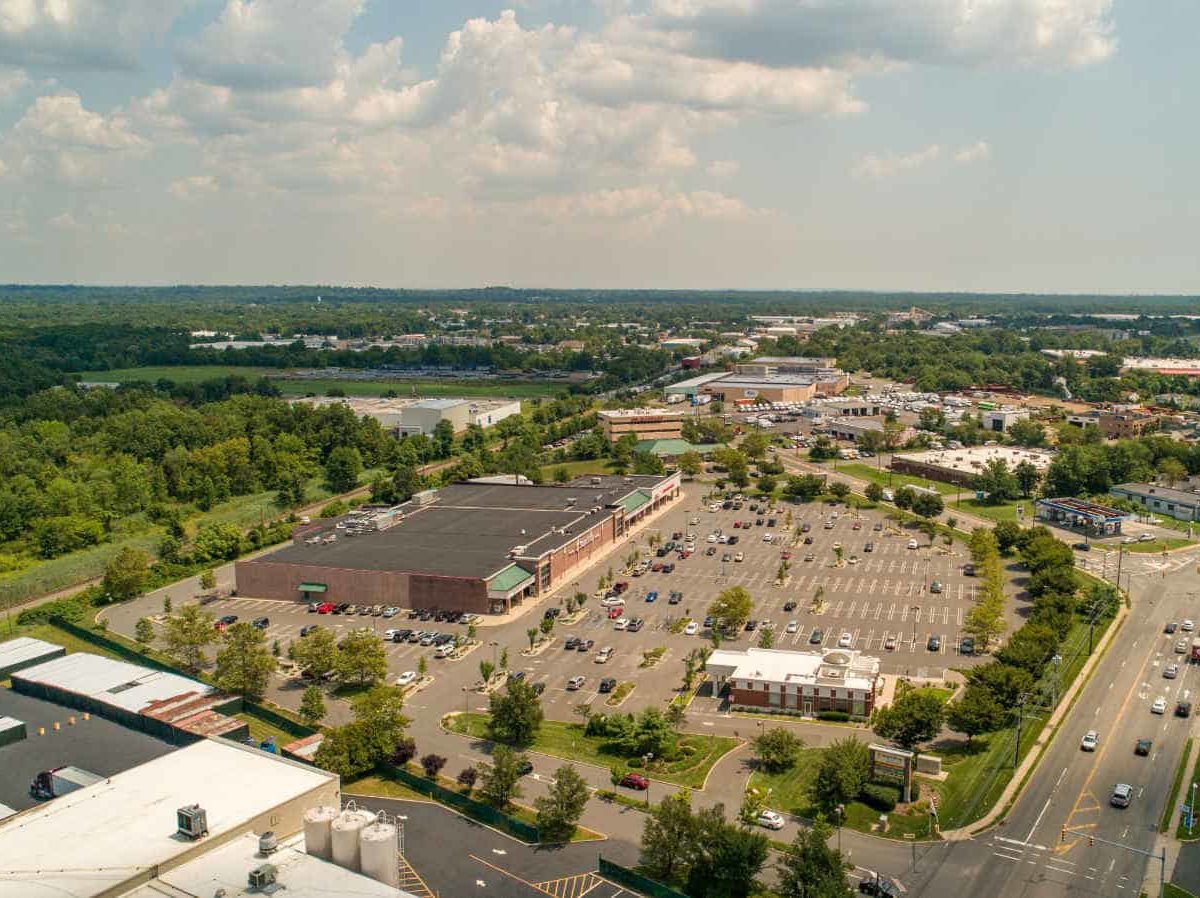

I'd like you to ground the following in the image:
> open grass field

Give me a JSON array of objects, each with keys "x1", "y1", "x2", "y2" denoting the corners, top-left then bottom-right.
[
  {"x1": 447, "y1": 713, "x2": 738, "y2": 789},
  {"x1": 830, "y1": 463, "x2": 1031, "y2": 524},
  {"x1": 81, "y1": 366, "x2": 572, "y2": 399},
  {"x1": 540, "y1": 459, "x2": 620, "y2": 480}
]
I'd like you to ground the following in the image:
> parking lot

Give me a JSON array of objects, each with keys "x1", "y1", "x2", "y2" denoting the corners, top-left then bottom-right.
[{"x1": 104, "y1": 484, "x2": 1017, "y2": 720}]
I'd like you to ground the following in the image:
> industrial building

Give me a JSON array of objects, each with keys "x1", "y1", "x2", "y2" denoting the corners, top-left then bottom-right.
[
  {"x1": 0, "y1": 636, "x2": 64, "y2": 679},
  {"x1": 732, "y1": 356, "x2": 838, "y2": 377},
  {"x1": 0, "y1": 738, "x2": 417, "y2": 898},
  {"x1": 1110, "y1": 482, "x2": 1200, "y2": 522},
  {"x1": 236, "y1": 473, "x2": 682, "y2": 613},
  {"x1": 294, "y1": 396, "x2": 522, "y2": 436},
  {"x1": 598, "y1": 408, "x2": 686, "y2": 443},
  {"x1": 705, "y1": 647, "x2": 880, "y2": 717},
  {"x1": 823, "y1": 417, "x2": 916, "y2": 445},
  {"x1": 981, "y1": 408, "x2": 1030, "y2": 433},
  {"x1": 890, "y1": 447, "x2": 1054, "y2": 488},
  {"x1": 698, "y1": 371, "x2": 849, "y2": 404}
]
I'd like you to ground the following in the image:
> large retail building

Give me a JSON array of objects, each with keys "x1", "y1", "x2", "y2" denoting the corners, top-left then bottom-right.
[{"x1": 236, "y1": 473, "x2": 682, "y2": 614}]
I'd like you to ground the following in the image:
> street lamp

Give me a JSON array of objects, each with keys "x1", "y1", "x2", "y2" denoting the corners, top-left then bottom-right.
[
  {"x1": 643, "y1": 753, "x2": 654, "y2": 807},
  {"x1": 911, "y1": 606, "x2": 921, "y2": 644},
  {"x1": 835, "y1": 803, "x2": 844, "y2": 853}
]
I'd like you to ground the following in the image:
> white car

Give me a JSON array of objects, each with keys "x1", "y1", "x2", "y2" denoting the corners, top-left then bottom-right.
[
  {"x1": 707, "y1": 534, "x2": 718, "y2": 543},
  {"x1": 763, "y1": 533, "x2": 773, "y2": 543},
  {"x1": 395, "y1": 671, "x2": 417, "y2": 687},
  {"x1": 786, "y1": 620, "x2": 799, "y2": 634},
  {"x1": 734, "y1": 552, "x2": 745, "y2": 563},
  {"x1": 1184, "y1": 620, "x2": 1196, "y2": 632},
  {"x1": 1140, "y1": 532, "x2": 1154, "y2": 542},
  {"x1": 384, "y1": 629, "x2": 401, "y2": 640},
  {"x1": 1152, "y1": 696, "x2": 1167, "y2": 714},
  {"x1": 434, "y1": 642, "x2": 456, "y2": 659},
  {"x1": 907, "y1": 539, "x2": 919, "y2": 549},
  {"x1": 685, "y1": 621, "x2": 700, "y2": 636},
  {"x1": 614, "y1": 617, "x2": 630, "y2": 630},
  {"x1": 690, "y1": 517, "x2": 700, "y2": 525},
  {"x1": 382, "y1": 606, "x2": 399, "y2": 618},
  {"x1": 756, "y1": 810, "x2": 786, "y2": 830},
  {"x1": 837, "y1": 632, "x2": 854, "y2": 648},
  {"x1": 595, "y1": 646, "x2": 615, "y2": 663},
  {"x1": 566, "y1": 675, "x2": 586, "y2": 691},
  {"x1": 1080, "y1": 730, "x2": 1099, "y2": 751},
  {"x1": 601, "y1": 595, "x2": 624, "y2": 607},
  {"x1": 1165, "y1": 664, "x2": 1180, "y2": 679}
]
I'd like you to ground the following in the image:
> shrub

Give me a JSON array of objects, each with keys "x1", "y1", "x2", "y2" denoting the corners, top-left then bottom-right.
[
  {"x1": 626, "y1": 758, "x2": 643, "y2": 769},
  {"x1": 817, "y1": 710, "x2": 851, "y2": 722},
  {"x1": 457, "y1": 767, "x2": 478, "y2": 789},
  {"x1": 860, "y1": 783, "x2": 900, "y2": 812},
  {"x1": 391, "y1": 737, "x2": 417, "y2": 766},
  {"x1": 420, "y1": 754, "x2": 447, "y2": 778}
]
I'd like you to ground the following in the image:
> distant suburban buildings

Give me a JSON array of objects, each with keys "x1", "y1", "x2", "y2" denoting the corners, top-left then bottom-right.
[
  {"x1": 732, "y1": 356, "x2": 838, "y2": 376},
  {"x1": 1034, "y1": 497, "x2": 1129, "y2": 536},
  {"x1": 1110, "y1": 483, "x2": 1200, "y2": 522},
  {"x1": 1121, "y1": 357, "x2": 1200, "y2": 376},
  {"x1": 981, "y1": 408, "x2": 1030, "y2": 433},
  {"x1": 598, "y1": 408, "x2": 686, "y2": 443},
  {"x1": 236, "y1": 474, "x2": 682, "y2": 614},
  {"x1": 890, "y1": 447, "x2": 1054, "y2": 488},
  {"x1": 294, "y1": 396, "x2": 521, "y2": 436},
  {"x1": 705, "y1": 647, "x2": 880, "y2": 717},
  {"x1": 1065, "y1": 407, "x2": 1161, "y2": 438},
  {"x1": 824, "y1": 417, "x2": 915, "y2": 445}
]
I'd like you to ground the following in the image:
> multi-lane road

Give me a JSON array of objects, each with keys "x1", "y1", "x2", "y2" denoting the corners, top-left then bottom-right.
[{"x1": 908, "y1": 551, "x2": 1200, "y2": 898}]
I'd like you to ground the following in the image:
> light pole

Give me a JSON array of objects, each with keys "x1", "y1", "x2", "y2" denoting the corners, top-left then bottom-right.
[
  {"x1": 643, "y1": 753, "x2": 654, "y2": 807},
  {"x1": 1191, "y1": 782, "x2": 1198, "y2": 837},
  {"x1": 835, "y1": 803, "x2": 844, "y2": 853},
  {"x1": 490, "y1": 640, "x2": 499, "y2": 669},
  {"x1": 911, "y1": 606, "x2": 920, "y2": 645}
]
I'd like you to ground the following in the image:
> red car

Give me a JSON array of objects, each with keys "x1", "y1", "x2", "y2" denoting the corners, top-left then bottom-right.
[
  {"x1": 316, "y1": 602, "x2": 336, "y2": 614},
  {"x1": 651, "y1": 562, "x2": 664, "y2": 572},
  {"x1": 732, "y1": 521, "x2": 742, "y2": 529},
  {"x1": 852, "y1": 521, "x2": 862, "y2": 530},
  {"x1": 620, "y1": 773, "x2": 650, "y2": 790},
  {"x1": 608, "y1": 606, "x2": 624, "y2": 619},
  {"x1": 781, "y1": 551, "x2": 793, "y2": 560}
]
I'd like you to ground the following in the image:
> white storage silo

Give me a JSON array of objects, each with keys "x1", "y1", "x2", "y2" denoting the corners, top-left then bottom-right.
[
  {"x1": 331, "y1": 808, "x2": 376, "y2": 872},
  {"x1": 303, "y1": 806, "x2": 339, "y2": 860},
  {"x1": 360, "y1": 820, "x2": 400, "y2": 888}
]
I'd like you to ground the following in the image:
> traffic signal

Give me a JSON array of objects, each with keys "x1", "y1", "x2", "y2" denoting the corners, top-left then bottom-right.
[
  {"x1": 1089, "y1": 835, "x2": 1095, "y2": 847},
  {"x1": 1060, "y1": 826, "x2": 1067, "y2": 844}
]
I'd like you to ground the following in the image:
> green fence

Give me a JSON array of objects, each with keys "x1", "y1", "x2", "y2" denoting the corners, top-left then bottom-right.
[
  {"x1": 52, "y1": 619, "x2": 188, "y2": 675},
  {"x1": 598, "y1": 857, "x2": 690, "y2": 898},
  {"x1": 375, "y1": 762, "x2": 540, "y2": 843},
  {"x1": 242, "y1": 699, "x2": 320, "y2": 740}
]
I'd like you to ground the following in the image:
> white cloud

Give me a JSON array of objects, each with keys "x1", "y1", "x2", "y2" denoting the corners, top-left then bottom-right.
[
  {"x1": 0, "y1": 0, "x2": 190, "y2": 70},
  {"x1": 0, "y1": 65, "x2": 29, "y2": 102},
  {"x1": 15, "y1": 93, "x2": 143, "y2": 150},
  {"x1": 49, "y1": 211, "x2": 79, "y2": 230},
  {"x1": 169, "y1": 174, "x2": 219, "y2": 200},
  {"x1": 180, "y1": 0, "x2": 367, "y2": 89},
  {"x1": 529, "y1": 185, "x2": 760, "y2": 232},
  {"x1": 706, "y1": 158, "x2": 739, "y2": 178},
  {"x1": 954, "y1": 140, "x2": 991, "y2": 163},
  {"x1": 627, "y1": 0, "x2": 1116, "y2": 70},
  {"x1": 853, "y1": 144, "x2": 940, "y2": 180}
]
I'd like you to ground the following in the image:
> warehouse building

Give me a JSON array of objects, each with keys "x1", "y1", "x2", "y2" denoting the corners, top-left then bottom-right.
[
  {"x1": 732, "y1": 356, "x2": 837, "y2": 376},
  {"x1": 890, "y1": 447, "x2": 1054, "y2": 488},
  {"x1": 598, "y1": 408, "x2": 686, "y2": 443},
  {"x1": 698, "y1": 371, "x2": 850, "y2": 404},
  {"x1": 294, "y1": 396, "x2": 522, "y2": 436},
  {"x1": 236, "y1": 473, "x2": 682, "y2": 614},
  {"x1": 705, "y1": 647, "x2": 880, "y2": 717},
  {"x1": 1110, "y1": 482, "x2": 1200, "y2": 522}
]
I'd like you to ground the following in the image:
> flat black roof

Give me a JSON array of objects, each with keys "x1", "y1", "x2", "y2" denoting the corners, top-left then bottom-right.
[
  {"x1": 249, "y1": 475, "x2": 673, "y2": 581},
  {"x1": 0, "y1": 688, "x2": 177, "y2": 813}
]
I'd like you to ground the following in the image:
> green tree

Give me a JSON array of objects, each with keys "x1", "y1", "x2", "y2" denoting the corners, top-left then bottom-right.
[
  {"x1": 540, "y1": 616, "x2": 554, "y2": 637},
  {"x1": 1008, "y1": 419, "x2": 1046, "y2": 448},
  {"x1": 478, "y1": 745, "x2": 524, "y2": 808},
  {"x1": 678, "y1": 451, "x2": 704, "y2": 478},
  {"x1": 392, "y1": 464, "x2": 424, "y2": 502},
  {"x1": 553, "y1": 466, "x2": 571, "y2": 483},
  {"x1": 973, "y1": 459, "x2": 1019, "y2": 503},
  {"x1": 946, "y1": 686, "x2": 1005, "y2": 742},
  {"x1": 864, "y1": 482, "x2": 884, "y2": 503},
  {"x1": 299, "y1": 685, "x2": 327, "y2": 727},
  {"x1": 163, "y1": 604, "x2": 215, "y2": 672},
  {"x1": 488, "y1": 677, "x2": 545, "y2": 746},
  {"x1": 199, "y1": 568, "x2": 217, "y2": 591},
  {"x1": 752, "y1": 727, "x2": 805, "y2": 773},
  {"x1": 810, "y1": 737, "x2": 870, "y2": 813},
  {"x1": 325, "y1": 445, "x2": 363, "y2": 492},
  {"x1": 293, "y1": 627, "x2": 340, "y2": 680},
  {"x1": 1158, "y1": 457, "x2": 1188, "y2": 488},
  {"x1": 708, "y1": 586, "x2": 754, "y2": 634},
  {"x1": 134, "y1": 616, "x2": 155, "y2": 648},
  {"x1": 214, "y1": 622, "x2": 275, "y2": 700},
  {"x1": 480, "y1": 659, "x2": 496, "y2": 683},
  {"x1": 350, "y1": 684, "x2": 409, "y2": 752},
  {"x1": 775, "y1": 818, "x2": 853, "y2": 898},
  {"x1": 829, "y1": 481, "x2": 850, "y2": 501},
  {"x1": 873, "y1": 688, "x2": 946, "y2": 751},
  {"x1": 433, "y1": 419, "x2": 456, "y2": 458},
  {"x1": 336, "y1": 628, "x2": 389, "y2": 685},
  {"x1": 757, "y1": 626, "x2": 774, "y2": 649},
  {"x1": 964, "y1": 593, "x2": 1007, "y2": 648},
  {"x1": 741, "y1": 432, "x2": 770, "y2": 460},
  {"x1": 193, "y1": 522, "x2": 243, "y2": 562},
  {"x1": 911, "y1": 491, "x2": 945, "y2": 518},
  {"x1": 639, "y1": 790, "x2": 697, "y2": 883},
  {"x1": 527, "y1": 627, "x2": 538, "y2": 650},
  {"x1": 1014, "y1": 460, "x2": 1042, "y2": 497},
  {"x1": 686, "y1": 803, "x2": 769, "y2": 898},
  {"x1": 102, "y1": 546, "x2": 151, "y2": 603},
  {"x1": 784, "y1": 474, "x2": 825, "y2": 502},
  {"x1": 535, "y1": 764, "x2": 591, "y2": 842},
  {"x1": 993, "y1": 519, "x2": 1022, "y2": 555}
]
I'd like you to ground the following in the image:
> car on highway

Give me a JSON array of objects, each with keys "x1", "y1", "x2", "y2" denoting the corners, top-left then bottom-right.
[
  {"x1": 809, "y1": 629, "x2": 824, "y2": 645},
  {"x1": 566, "y1": 676, "x2": 586, "y2": 691},
  {"x1": 1135, "y1": 739, "x2": 1153, "y2": 756},
  {"x1": 786, "y1": 620, "x2": 799, "y2": 634},
  {"x1": 395, "y1": 671, "x2": 417, "y2": 687},
  {"x1": 1165, "y1": 664, "x2": 1179, "y2": 679},
  {"x1": 619, "y1": 773, "x2": 649, "y2": 791},
  {"x1": 838, "y1": 632, "x2": 853, "y2": 648},
  {"x1": 756, "y1": 810, "x2": 786, "y2": 830},
  {"x1": 685, "y1": 621, "x2": 700, "y2": 636},
  {"x1": 927, "y1": 635, "x2": 942, "y2": 652},
  {"x1": 1110, "y1": 783, "x2": 1133, "y2": 808},
  {"x1": 1081, "y1": 730, "x2": 1099, "y2": 751},
  {"x1": 1178, "y1": 701, "x2": 1193, "y2": 718}
]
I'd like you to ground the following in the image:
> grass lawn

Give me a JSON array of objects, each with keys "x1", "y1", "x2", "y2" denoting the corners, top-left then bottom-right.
[
  {"x1": 236, "y1": 712, "x2": 304, "y2": 747},
  {"x1": 541, "y1": 459, "x2": 619, "y2": 480},
  {"x1": 447, "y1": 713, "x2": 738, "y2": 789},
  {"x1": 344, "y1": 774, "x2": 432, "y2": 802},
  {"x1": 935, "y1": 615, "x2": 1106, "y2": 829},
  {"x1": 1174, "y1": 741, "x2": 1200, "y2": 840},
  {"x1": 1166, "y1": 884, "x2": 1198, "y2": 898},
  {"x1": 1166, "y1": 738, "x2": 1194, "y2": 834},
  {"x1": 79, "y1": 365, "x2": 288, "y2": 383},
  {"x1": 824, "y1": 462, "x2": 1033, "y2": 524},
  {"x1": 749, "y1": 749, "x2": 936, "y2": 840},
  {"x1": 1126, "y1": 538, "x2": 1194, "y2": 554},
  {"x1": 832, "y1": 464, "x2": 959, "y2": 496}
]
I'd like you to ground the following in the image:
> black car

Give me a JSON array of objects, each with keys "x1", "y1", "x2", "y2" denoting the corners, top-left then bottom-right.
[
  {"x1": 783, "y1": 600, "x2": 797, "y2": 612},
  {"x1": 564, "y1": 636, "x2": 580, "y2": 650},
  {"x1": 251, "y1": 617, "x2": 269, "y2": 629},
  {"x1": 755, "y1": 518, "x2": 764, "y2": 526},
  {"x1": 508, "y1": 670, "x2": 527, "y2": 682},
  {"x1": 960, "y1": 636, "x2": 976, "y2": 656},
  {"x1": 218, "y1": 614, "x2": 239, "y2": 625},
  {"x1": 1178, "y1": 701, "x2": 1193, "y2": 718},
  {"x1": 744, "y1": 619, "x2": 758, "y2": 631},
  {"x1": 599, "y1": 678, "x2": 617, "y2": 693},
  {"x1": 767, "y1": 518, "x2": 777, "y2": 527},
  {"x1": 517, "y1": 759, "x2": 534, "y2": 775},
  {"x1": 927, "y1": 635, "x2": 942, "y2": 652},
  {"x1": 859, "y1": 878, "x2": 901, "y2": 898},
  {"x1": 391, "y1": 629, "x2": 412, "y2": 643},
  {"x1": 300, "y1": 625, "x2": 319, "y2": 637},
  {"x1": 803, "y1": 536, "x2": 814, "y2": 544},
  {"x1": 728, "y1": 535, "x2": 739, "y2": 545},
  {"x1": 1135, "y1": 739, "x2": 1153, "y2": 756},
  {"x1": 669, "y1": 591, "x2": 683, "y2": 604},
  {"x1": 1166, "y1": 622, "x2": 1179, "y2": 634},
  {"x1": 963, "y1": 563, "x2": 976, "y2": 576},
  {"x1": 576, "y1": 639, "x2": 594, "y2": 653},
  {"x1": 545, "y1": 607, "x2": 561, "y2": 619},
  {"x1": 662, "y1": 563, "x2": 675, "y2": 573},
  {"x1": 801, "y1": 523, "x2": 812, "y2": 532},
  {"x1": 531, "y1": 681, "x2": 546, "y2": 696}
]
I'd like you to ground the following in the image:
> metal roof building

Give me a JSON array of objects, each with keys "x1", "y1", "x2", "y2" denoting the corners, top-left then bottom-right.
[{"x1": 0, "y1": 637, "x2": 65, "y2": 679}]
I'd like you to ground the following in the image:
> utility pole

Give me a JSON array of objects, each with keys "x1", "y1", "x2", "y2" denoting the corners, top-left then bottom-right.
[
  {"x1": 1013, "y1": 692, "x2": 1035, "y2": 767},
  {"x1": 1115, "y1": 544, "x2": 1124, "y2": 586}
]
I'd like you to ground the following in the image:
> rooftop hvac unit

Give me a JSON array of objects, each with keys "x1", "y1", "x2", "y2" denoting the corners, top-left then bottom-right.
[
  {"x1": 177, "y1": 804, "x2": 208, "y2": 840},
  {"x1": 247, "y1": 864, "x2": 277, "y2": 890},
  {"x1": 258, "y1": 831, "x2": 278, "y2": 854}
]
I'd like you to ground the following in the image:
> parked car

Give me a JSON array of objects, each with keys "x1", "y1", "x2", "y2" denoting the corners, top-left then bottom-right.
[
  {"x1": 960, "y1": 636, "x2": 976, "y2": 656},
  {"x1": 566, "y1": 676, "x2": 586, "y2": 691},
  {"x1": 627, "y1": 619, "x2": 645, "y2": 632},
  {"x1": 316, "y1": 602, "x2": 336, "y2": 614},
  {"x1": 884, "y1": 634, "x2": 897, "y2": 651},
  {"x1": 608, "y1": 606, "x2": 624, "y2": 619},
  {"x1": 598, "y1": 678, "x2": 617, "y2": 693},
  {"x1": 217, "y1": 614, "x2": 238, "y2": 628},
  {"x1": 564, "y1": 636, "x2": 580, "y2": 650},
  {"x1": 1166, "y1": 622, "x2": 1179, "y2": 634},
  {"x1": 756, "y1": 810, "x2": 786, "y2": 830},
  {"x1": 434, "y1": 642, "x2": 456, "y2": 659},
  {"x1": 251, "y1": 617, "x2": 269, "y2": 630},
  {"x1": 382, "y1": 606, "x2": 399, "y2": 618},
  {"x1": 786, "y1": 620, "x2": 799, "y2": 634},
  {"x1": 619, "y1": 773, "x2": 649, "y2": 790},
  {"x1": 734, "y1": 552, "x2": 745, "y2": 563},
  {"x1": 645, "y1": 591, "x2": 658, "y2": 603},
  {"x1": 783, "y1": 600, "x2": 797, "y2": 611},
  {"x1": 837, "y1": 632, "x2": 853, "y2": 648},
  {"x1": 858, "y1": 875, "x2": 902, "y2": 898},
  {"x1": 930, "y1": 581, "x2": 943, "y2": 594},
  {"x1": 927, "y1": 635, "x2": 941, "y2": 652},
  {"x1": 614, "y1": 617, "x2": 629, "y2": 630},
  {"x1": 685, "y1": 621, "x2": 700, "y2": 636},
  {"x1": 907, "y1": 539, "x2": 918, "y2": 549},
  {"x1": 596, "y1": 647, "x2": 614, "y2": 663},
  {"x1": 809, "y1": 629, "x2": 824, "y2": 645},
  {"x1": 576, "y1": 639, "x2": 594, "y2": 653}
]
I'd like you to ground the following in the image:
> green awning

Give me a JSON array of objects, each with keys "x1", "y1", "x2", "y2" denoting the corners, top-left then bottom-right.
[
  {"x1": 488, "y1": 564, "x2": 534, "y2": 593},
  {"x1": 620, "y1": 490, "x2": 652, "y2": 515},
  {"x1": 298, "y1": 582, "x2": 327, "y2": 593}
]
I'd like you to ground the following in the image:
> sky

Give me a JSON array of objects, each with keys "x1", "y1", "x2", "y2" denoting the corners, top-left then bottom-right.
[{"x1": 0, "y1": 0, "x2": 1197, "y2": 293}]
